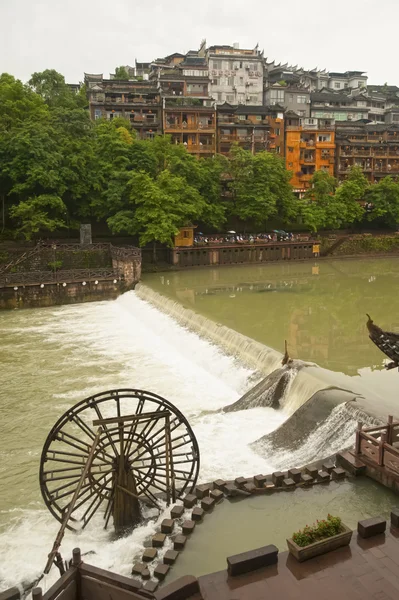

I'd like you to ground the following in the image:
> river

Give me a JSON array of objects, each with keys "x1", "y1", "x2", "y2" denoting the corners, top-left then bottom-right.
[{"x1": 0, "y1": 257, "x2": 398, "y2": 592}]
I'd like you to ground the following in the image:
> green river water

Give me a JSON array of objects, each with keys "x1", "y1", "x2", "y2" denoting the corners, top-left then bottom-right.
[{"x1": 143, "y1": 257, "x2": 399, "y2": 376}]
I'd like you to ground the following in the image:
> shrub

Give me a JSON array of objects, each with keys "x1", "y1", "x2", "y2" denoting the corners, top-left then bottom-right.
[
  {"x1": 292, "y1": 514, "x2": 342, "y2": 547},
  {"x1": 47, "y1": 260, "x2": 63, "y2": 271}
]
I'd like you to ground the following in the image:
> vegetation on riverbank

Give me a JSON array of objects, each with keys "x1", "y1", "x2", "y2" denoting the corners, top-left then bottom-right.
[{"x1": 2, "y1": 69, "x2": 399, "y2": 250}]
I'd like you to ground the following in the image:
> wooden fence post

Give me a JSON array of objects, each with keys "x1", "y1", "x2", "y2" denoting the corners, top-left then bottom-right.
[
  {"x1": 355, "y1": 421, "x2": 363, "y2": 455},
  {"x1": 387, "y1": 415, "x2": 393, "y2": 445},
  {"x1": 32, "y1": 589, "x2": 42, "y2": 600},
  {"x1": 72, "y1": 548, "x2": 82, "y2": 567},
  {"x1": 378, "y1": 432, "x2": 387, "y2": 467}
]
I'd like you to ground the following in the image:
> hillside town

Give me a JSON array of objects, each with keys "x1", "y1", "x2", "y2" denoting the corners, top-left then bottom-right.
[{"x1": 80, "y1": 39, "x2": 399, "y2": 196}]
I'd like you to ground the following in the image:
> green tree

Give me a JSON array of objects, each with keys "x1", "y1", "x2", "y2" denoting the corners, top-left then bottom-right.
[
  {"x1": 28, "y1": 69, "x2": 77, "y2": 108},
  {"x1": 114, "y1": 66, "x2": 129, "y2": 80},
  {"x1": 299, "y1": 170, "x2": 340, "y2": 232},
  {"x1": 228, "y1": 146, "x2": 296, "y2": 227},
  {"x1": 9, "y1": 194, "x2": 67, "y2": 240},
  {"x1": 108, "y1": 170, "x2": 206, "y2": 261},
  {"x1": 366, "y1": 177, "x2": 399, "y2": 227},
  {"x1": 0, "y1": 73, "x2": 48, "y2": 133},
  {"x1": 335, "y1": 166, "x2": 368, "y2": 224}
]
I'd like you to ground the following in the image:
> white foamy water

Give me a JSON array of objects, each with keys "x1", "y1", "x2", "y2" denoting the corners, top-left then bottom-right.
[{"x1": 0, "y1": 291, "x2": 285, "y2": 593}]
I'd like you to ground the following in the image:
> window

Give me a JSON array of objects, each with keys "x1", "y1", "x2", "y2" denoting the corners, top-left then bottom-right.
[
  {"x1": 249, "y1": 95, "x2": 258, "y2": 103},
  {"x1": 239, "y1": 77, "x2": 244, "y2": 85},
  {"x1": 94, "y1": 109, "x2": 102, "y2": 120},
  {"x1": 393, "y1": 114, "x2": 399, "y2": 123},
  {"x1": 318, "y1": 134, "x2": 331, "y2": 142},
  {"x1": 255, "y1": 115, "x2": 262, "y2": 120},
  {"x1": 238, "y1": 115, "x2": 246, "y2": 120},
  {"x1": 183, "y1": 231, "x2": 190, "y2": 238},
  {"x1": 334, "y1": 82, "x2": 341, "y2": 89},
  {"x1": 297, "y1": 95, "x2": 307, "y2": 103},
  {"x1": 358, "y1": 81, "x2": 363, "y2": 87},
  {"x1": 275, "y1": 128, "x2": 280, "y2": 135},
  {"x1": 288, "y1": 162, "x2": 293, "y2": 167},
  {"x1": 297, "y1": 110, "x2": 306, "y2": 117},
  {"x1": 270, "y1": 90, "x2": 284, "y2": 102},
  {"x1": 213, "y1": 61, "x2": 221, "y2": 69},
  {"x1": 288, "y1": 147, "x2": 294, "y2": 152},
  {"x1": 228, "y1": 76, "x2": 235, "y2": 87},
  {"x1": 276, "y1": 146, "x2": 280, "y2": 153},
  {"x1": 289, "y1": 94, "x2": 294, "y2": 101},
  {"x1": 226, "y1": 94, "x2": 234, "y2": 103}
]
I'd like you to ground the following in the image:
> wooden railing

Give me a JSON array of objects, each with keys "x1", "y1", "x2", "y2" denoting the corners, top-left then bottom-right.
[
  {"x1": 355, "y1": 416, "x2": 399, "y2": 475},
  {"x1": 0, "y1": 269, "x2": 120, "y2": 288}
]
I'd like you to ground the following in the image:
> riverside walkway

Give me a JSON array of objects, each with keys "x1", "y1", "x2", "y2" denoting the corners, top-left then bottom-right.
[{"x1": 196, "y1": 527, "x2": 399, "y2": 599}]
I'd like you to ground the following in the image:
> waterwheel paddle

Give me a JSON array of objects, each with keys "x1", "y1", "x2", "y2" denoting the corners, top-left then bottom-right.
[{"x1": 40, "y1": 389, "x2": 200, "y2": 534}]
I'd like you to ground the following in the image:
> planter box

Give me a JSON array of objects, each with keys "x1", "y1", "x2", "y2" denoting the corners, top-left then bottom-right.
[{"x1": 287, "y1": 524, "x2": 352, "y2": 562}]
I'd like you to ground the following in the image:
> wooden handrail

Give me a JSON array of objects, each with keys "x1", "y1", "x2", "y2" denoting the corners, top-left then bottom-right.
[{"x1": 358, "y1": 431, "x2": 381, "y2": 444}]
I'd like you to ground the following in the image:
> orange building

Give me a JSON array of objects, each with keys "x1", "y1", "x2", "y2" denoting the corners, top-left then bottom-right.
[{"x1": 285, "y1": 114, "x2": 336, "y2": 195}]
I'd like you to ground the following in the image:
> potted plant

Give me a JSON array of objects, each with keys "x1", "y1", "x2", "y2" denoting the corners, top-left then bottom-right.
[{"x1": 287, "y1": 514, "x2": 352, "y2": 562}]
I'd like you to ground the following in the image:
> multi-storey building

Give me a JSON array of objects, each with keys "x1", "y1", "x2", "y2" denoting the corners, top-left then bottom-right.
[
  {"x1": 285, "y1": 114, "x2": 335, "y2": 194},
  {"x1": 156, "y1": 55, "x2": 216, "y2": 158},
  {"x1": 84, "y1": 74, "x2": 162, "y2": 139},
  {"x1": 335, "y1": 122, "x2": 399, "y2": 182},
  {"x1": 217, "y1": 103, "x2": 284, "y2": 155},
  {"x1": 264, "y1": 63, "x2": 367, "y2": 93},
  {"x1": 204, "y1": 43, "x2": 264, "y2": 106},
  {"x1": 264, "y1": 84, "x2": 310, "y2": 117},
  {"x1": 327, "y1": 71, "x2": 367, "y2": 91},
  {"x1": 310, "y1": 91, "x2": 369, "y2": 122}
]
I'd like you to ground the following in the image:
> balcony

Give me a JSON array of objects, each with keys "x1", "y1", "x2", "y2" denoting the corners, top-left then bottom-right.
[
  {"x1": 165, "y1": 122, "x2": 215, "y2": 131},
  {"x1": 104, "y1": 97, "x2": 160, "y2": 106},
  {"x1": 352, "y1": 149, "x2": 371, "y2": 156},
  {"x1": 185, "y1": 145, "x2": 215, "y2": 153},
  {"x1": 302, "y1": 157, "x2": 316, "y2": 164},
  {"x1": 131, "y1": 118, "x2": 159, "y2": 127}
]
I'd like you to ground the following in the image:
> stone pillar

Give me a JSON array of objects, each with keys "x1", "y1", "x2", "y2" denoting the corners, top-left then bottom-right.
[{"x1": 80, "y1": 224, "x2": 92, "y2": 245}]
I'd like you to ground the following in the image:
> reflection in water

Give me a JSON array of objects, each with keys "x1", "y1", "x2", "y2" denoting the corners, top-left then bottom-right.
[{"x1": 144, "y1": 258, "x2": 399, "y2": 375}]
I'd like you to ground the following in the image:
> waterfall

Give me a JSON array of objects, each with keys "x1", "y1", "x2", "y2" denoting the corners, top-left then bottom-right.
[
  {"x1": 135, "y1": 285, "x2": 328, "y2": 414},
  {"x1": 136, "y1": 284, "x2": 282, "y2": 375},
  {"x1": 252, "y1": 401, "x2": 383, "y2": 471}
]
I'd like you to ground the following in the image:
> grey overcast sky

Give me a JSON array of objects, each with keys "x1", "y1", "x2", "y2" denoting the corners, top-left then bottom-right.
[{"x1": 0, "y1": 0, "x2": 397, "y2": 85}]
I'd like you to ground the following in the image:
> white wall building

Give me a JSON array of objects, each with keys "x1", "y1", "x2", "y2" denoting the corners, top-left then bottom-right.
[{"x1": 205, "y1": 44, "x2": 264, "y2": 105}]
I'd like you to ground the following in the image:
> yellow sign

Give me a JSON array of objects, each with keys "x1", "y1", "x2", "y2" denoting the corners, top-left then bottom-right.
[
  {"x1": 312, "y1": 244, "x2": 320, "y2": 254},
  {"x1": 312, "y1": 266, "x2": 319, "y2": 275}
]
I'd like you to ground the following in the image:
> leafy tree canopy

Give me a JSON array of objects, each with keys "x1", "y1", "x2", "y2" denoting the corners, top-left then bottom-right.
[{"x1": 114, "y1": 66, "x2": 129, "y2": 80}]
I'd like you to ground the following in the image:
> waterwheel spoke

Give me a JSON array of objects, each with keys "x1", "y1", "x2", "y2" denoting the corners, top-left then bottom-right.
[
  {"x1": 90, "y1": 402, "x2": 119, "y2": 457},
  {"x1": 124, "y1": 397, "x2": 145, "y2": 457}
]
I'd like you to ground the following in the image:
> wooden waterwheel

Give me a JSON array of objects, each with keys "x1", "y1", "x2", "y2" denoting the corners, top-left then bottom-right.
[{"x1": 39, "y1": 389, "x2": 200, "y2": 534}]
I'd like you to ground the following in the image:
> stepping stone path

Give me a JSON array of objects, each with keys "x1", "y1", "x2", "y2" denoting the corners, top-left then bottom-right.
[
  {"x1": 154, "y1": 563, "x2": 170, "y2": 580},
  {"x1": 182, "y1": 520, "x2": 196, "y2": 534},
  {"x1": 142, "y1": 548, "x2": 157, "y2": 562},
  {"x1": 132, "y1": 463, "x2": 348, "y2": 586},
  {"x1": 192, "y1": 507, "x2": 204, "y2": 521},
  {"x1": 170, "y1": 504, "x2": 184, "y2": 519},
  {"x1": 163, "y1": 549, "x2": 179, "y2": 565},
  {"x1": 161, "y1": 518, "x2": 174, "y2": 534}
]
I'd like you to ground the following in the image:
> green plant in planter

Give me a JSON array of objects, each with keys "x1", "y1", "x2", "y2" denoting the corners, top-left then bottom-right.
[{"x1": 292, "y1": 514, "x2": 342, "y2": 547}]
